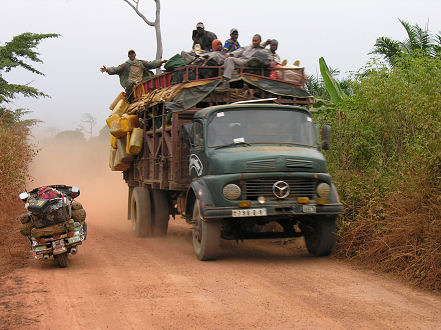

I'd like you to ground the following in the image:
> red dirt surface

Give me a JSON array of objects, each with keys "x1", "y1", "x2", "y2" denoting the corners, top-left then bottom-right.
[{"x1": 1, "y1": 137, "x2": 441, "y2": 329}]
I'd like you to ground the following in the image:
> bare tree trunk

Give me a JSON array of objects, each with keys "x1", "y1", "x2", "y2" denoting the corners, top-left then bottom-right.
[
  {"x1": 123, "y1": 0, "x2": 163, "y2": 64},
  {"x1": 154, "y1": 0, "x2": 162, "y2": 61}
]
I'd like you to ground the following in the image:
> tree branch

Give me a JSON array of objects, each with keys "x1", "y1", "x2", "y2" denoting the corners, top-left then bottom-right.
[{"x1": 123, "y1": 0, "x2": 155, "y2": 26}]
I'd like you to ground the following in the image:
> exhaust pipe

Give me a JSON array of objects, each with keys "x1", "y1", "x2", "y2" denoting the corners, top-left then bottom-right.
[
  {"x1": 43, "y1": 254, "x2": 49, "y2": 260},
  {"x1": 71, "y1": 247, "x2": 77, "y2": 255}
]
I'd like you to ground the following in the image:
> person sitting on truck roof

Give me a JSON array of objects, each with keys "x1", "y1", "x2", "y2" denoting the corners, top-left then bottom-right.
[
  {"x1": 262, "y1": 39, "x2": 281, "y2": 63},
  {"x1": 218, "y1": 34, "x2": 266, "y2": 90},
  {"x1": 185, "y1": 40, "x2": 226, "y2": 80},
  {"x1": 201, "y1": 39, "x2": 227, "y2": 65},
  {"x1": 100, "y1": 49, "x2": 167, "y2": 102},
  {"x1": 223, "y1": 28, "x2": 240, "y2": 53},
  {"x1": 192, "y1": 22, "x2": 217, "y2": 52}
]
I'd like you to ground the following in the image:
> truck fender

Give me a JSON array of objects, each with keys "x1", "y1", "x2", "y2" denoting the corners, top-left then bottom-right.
[
  {"x1": 327, "y1": 183, "x2": 340, "y2": 204},
  {"x1": 185, "y1": 180, "x2": 214, "y2": 222}
]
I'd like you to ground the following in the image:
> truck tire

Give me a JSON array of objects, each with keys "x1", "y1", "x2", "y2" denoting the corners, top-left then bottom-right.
[
  {"x1": 303, "y1": 216, "x2": 336, "y2": 257},
  {"x1": 130, "y1": 187, "x2": 153, "y2": 237},
  {"x1": 54, "y1": 253, "x2": 68, "y2": 268},
  {"x1": 151, "y1": 189, "x2": 169, "y2": 236},
  {"x1": 192, "y1": 202, "x2": 221, "y2": 261}
]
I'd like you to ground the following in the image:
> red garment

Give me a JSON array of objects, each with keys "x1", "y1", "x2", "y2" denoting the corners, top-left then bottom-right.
[
  {"x1": 37, "y1": 186, "x2": 64, "y2": 199},
  {"x1": 212, "y1": 39, "x2": 222, "y2": 52}
]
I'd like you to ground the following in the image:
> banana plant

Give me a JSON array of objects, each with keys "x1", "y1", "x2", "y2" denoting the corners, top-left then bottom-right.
[{"x1": 319, "y1": 57, "x2": 347, "y2": 104}]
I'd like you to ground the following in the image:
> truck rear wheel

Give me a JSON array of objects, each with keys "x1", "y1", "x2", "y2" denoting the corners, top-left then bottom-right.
[
  {"x1": 192, "y1": 202, "x2": 221, "y2": 261},
  {"x1": 151, "y1": 189, "x2": 169, "y2": 236},
  {"x1": 303, "y1": 216, "x2": 336, "y2": 257},
  {"x1": 130, "y1": 187, "x2": 153, "y2": 237}
]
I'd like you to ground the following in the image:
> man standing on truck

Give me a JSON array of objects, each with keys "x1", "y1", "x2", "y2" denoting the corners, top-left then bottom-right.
[{"x1": 100, "y1": 49, "x2": 166, "y2": 101}]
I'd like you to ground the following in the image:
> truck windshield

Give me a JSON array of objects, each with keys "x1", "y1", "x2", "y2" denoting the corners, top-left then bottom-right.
[{"x1": 207, "y1": 109, "x2": 316, "y2": 148}]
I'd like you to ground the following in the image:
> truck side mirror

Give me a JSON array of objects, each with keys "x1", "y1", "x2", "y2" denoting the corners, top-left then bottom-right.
[{"x1": 321, "y1": 125, "x2": 331, "y2": 150}]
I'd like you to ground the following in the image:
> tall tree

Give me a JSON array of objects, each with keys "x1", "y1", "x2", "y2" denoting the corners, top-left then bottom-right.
[
  {"x1": 0, "y1": 32, "x2": 59, "y2": 123},
  {"x1": 78, "y1": 113, "x2": 97, "y2": 139},
  {"x1": 123, "y1": 0, "x2": 163, "y2": 62},
  {"x1": 371, "y1": 19, "x2": 441, "y2": 65}
]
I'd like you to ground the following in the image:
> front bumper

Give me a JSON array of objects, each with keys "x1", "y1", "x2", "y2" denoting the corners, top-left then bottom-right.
[{"x1": 202, "y1": 202, "x2": 343, "y2": 221}]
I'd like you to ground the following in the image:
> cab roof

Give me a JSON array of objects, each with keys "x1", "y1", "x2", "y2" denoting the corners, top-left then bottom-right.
[{"x1": 193, "y1": 103, "x2": 311, "y2": 120}]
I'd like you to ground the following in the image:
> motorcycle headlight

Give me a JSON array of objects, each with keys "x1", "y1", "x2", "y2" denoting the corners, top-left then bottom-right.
[
  {"x1": 223, "y1": 184, "x2": 241, "y2": 200},
  {"x1": 317, "y1": 183, "x2": 331, "y2": 198}
]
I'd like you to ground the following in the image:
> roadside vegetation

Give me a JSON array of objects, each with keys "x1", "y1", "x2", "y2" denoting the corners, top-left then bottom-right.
[
  {"x1": 312, "y1": 26, "x2": 441, "y2": 290},
  {"x1": 0, "y1": 33, "x2": 58, "y2": 275}
]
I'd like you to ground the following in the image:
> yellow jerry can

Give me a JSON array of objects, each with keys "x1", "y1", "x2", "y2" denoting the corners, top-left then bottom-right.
[
  {"x1": 109, "y1": 92, "x2": 125, "y2": 110},
  {"x1": 120, "y1": 114, "x2": 140, "y2": 132},
  {"x1": 106, "y1": 113, "x2": 120, "y2": 128},
  {"x1": 109, "y1": 147, "x2": 117, "y2": 169},
  {"x1": 113, "y1": 149, "x2": 130, "y2": 171},
  {"x1": 129, "y1": 127, "x2": 143, "y2": 155},
  {"x1": 116, "y1": 135, "x2": 133, "y2": 162},
  {"x1": 110, "y1": 134, "x2": 117, "y2": 149},
  {"x1": 110, "y1": 120, "x2": 126, "y2": 138},
  {"x1": 111, "y1": 98, "x2": 130, "y2": 116}
]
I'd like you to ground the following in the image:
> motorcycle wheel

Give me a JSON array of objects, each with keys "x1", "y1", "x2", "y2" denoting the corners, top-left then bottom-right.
[{"x1": 54, "y1": 253, "x2": 68, "y2": 268}]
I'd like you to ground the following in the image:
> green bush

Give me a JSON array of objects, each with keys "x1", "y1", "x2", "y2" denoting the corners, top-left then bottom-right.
[{"x1": 314, "y1": 56, "x2": 441, "y2": 290}]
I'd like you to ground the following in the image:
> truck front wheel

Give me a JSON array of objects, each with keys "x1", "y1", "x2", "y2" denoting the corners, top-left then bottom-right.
[
  {"x1": 192, "y1": 202, "x2": 221, "y2": 261},
  {"x1": 130, "y1": 187, "x2": 153, "y2": 237},
  {"x1": 303, "y1": 216, "x2": 336, "y2": 257}
]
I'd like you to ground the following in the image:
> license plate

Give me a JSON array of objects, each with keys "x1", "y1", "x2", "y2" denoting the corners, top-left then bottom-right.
[
  {"x1": 303, "y1": 205, "x2": 316, "y2": 214},
  {"x1": 232, "y1": 208, "x2": 267, "y2": 217},
  {"x1": 68, "y1": 236, "x2": 81, "y2": 244}
]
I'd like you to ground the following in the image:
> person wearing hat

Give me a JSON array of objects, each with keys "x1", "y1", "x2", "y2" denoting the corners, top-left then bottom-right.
[
  {"x1": 223, "y1": 28, "x2": 240, "y2": 53},
  {"x1": 100, "y1": 50, "x2": 166, "y2": 101},
  {"x1": 192, "y1": 22, "x2": 217, "y2": 52}
]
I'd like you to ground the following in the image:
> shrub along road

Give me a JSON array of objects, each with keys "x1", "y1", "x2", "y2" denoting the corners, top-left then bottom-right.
[{"x1": 1, "y1": 215, "x2": 441, "y2": 329}]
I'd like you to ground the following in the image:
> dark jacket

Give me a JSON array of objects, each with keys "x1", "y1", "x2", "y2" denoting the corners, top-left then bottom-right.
[{"x1": 192, "y1": 30, "x2": 217, "y2": 51}]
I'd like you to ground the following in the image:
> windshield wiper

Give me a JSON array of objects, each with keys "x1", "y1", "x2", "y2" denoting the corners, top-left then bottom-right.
[{"x1": 214, "y1": 141, "x2": 252, "y2": 149}]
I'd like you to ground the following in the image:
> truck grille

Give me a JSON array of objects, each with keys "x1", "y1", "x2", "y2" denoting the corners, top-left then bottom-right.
[{"x1": 244, "y1": 177, "x2": 316, "y2": 200}]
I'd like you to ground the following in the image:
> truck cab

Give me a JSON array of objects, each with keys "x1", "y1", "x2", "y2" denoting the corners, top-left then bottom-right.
[{"x1": 185, "y1": 103, "x2": 343, "y2": 260}]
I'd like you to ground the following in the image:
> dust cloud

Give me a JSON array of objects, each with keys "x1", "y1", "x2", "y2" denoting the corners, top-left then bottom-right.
[{"x1": 28, "y1": 134, "x2": 129, "y2": 230}]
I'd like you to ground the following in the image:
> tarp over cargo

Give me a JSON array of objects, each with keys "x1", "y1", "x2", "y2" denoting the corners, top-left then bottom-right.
[{"x1": 128, "y1": 74, "x2": 312, "y2": 113}]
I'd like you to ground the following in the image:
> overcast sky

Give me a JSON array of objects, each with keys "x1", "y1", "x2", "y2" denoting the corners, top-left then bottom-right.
[{"x1": 1, "y1": 0, "x2": 441, "y2": 136}]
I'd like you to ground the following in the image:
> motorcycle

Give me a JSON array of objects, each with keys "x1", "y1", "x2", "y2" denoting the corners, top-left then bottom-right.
[{"x1": 19, "y1": 185, "x2": 87, "y2": 268}]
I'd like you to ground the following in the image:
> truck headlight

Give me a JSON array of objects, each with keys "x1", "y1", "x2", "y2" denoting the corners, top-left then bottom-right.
[
  {"x1": 223, "y1": 184, "x2": 241, "y2": 200},
  {"x1": 317, "y1": 183, "x2": 331, "y2": 198}
]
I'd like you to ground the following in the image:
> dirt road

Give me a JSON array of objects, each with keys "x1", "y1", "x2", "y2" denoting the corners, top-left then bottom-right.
[
  {"x1": 2, "y1": 213, "x2": 441, "y2": 329},
  {"x1": 1, "y1": 138, "x2": 441, "y2": 329}
]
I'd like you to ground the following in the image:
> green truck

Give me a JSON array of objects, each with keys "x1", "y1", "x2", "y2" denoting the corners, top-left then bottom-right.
[{"x1": 112, "y1": 64, "x2": 343, "y2": 260}]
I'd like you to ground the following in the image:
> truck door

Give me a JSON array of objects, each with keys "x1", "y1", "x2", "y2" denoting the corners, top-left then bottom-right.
[{"x1": 189, "y1": 120, "x2": 206, "y2": 179}]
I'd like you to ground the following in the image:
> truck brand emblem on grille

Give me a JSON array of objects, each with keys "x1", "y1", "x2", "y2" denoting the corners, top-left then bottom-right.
[
  {"x1": 272, "y1": 180, "x2": 290, "y2": 199},
  {"x1": 189, "y1": 154, "x2": 203, "y2": 177}
]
